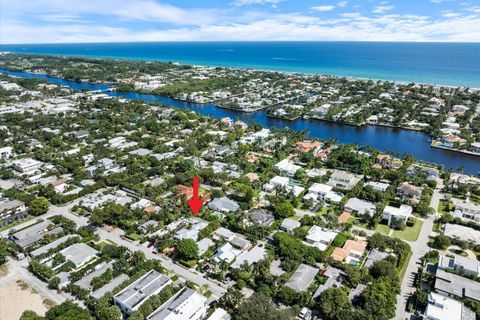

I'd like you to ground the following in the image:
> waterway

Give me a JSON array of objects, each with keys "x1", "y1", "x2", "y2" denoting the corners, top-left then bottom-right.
[{"x1": 1, "y1": 68, "x2": 478, "y2": 175}]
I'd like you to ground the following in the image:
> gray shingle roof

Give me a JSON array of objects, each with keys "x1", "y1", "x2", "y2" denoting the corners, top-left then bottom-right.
[
  {"x1": 435, "y1": 269, "x2": 480, "y2": 302},
  {"x1": 285, "y1": 264, "x2": 318, "y2": 292}
]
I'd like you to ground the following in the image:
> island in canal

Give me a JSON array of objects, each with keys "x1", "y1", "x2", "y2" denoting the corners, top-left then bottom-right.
[{"x1": 0, "y1": 53, "x2": 479, "y2": 158}]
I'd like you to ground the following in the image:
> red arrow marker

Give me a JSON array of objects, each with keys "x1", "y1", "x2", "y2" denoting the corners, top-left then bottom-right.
[{"x1": 187, "y1": 176, "x2": 204, "y2": 216}]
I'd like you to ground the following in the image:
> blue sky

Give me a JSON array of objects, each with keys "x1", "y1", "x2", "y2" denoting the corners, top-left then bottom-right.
[{"x1": 0, "y1": 0, "x2": 479, "y2": 43}]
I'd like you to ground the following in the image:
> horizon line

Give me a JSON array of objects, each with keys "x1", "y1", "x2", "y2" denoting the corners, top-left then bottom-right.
[{"x1": 1, "y1": 40, "x2": 480, "y2": 45}]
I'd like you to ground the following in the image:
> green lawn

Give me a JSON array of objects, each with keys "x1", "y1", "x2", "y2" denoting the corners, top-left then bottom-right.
[
  {"x1": 374, "y1": 224, "x2": 390, "y2": 235},
  {"x1": 316, "y1": 207, "x2": 330, "y2": 216},
  {"x1": 393, "y1": 220, "x2": 423, "y2": 242},
  {"x1": 398, "y1": 247, "x2": 413, "y2": 281},
  {"x1": 125, "y1": 233, "x2": 142, "y2": 241},
  {"x1": 346, "y1": 216, "x2": 357, "y2": 224}
]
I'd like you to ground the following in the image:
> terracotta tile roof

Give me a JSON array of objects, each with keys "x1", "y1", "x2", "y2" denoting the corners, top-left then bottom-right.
[
  {"x1": 338, "y1": 211, "x2": 351, "y2": 224},
  {"x1": 330, "y1": 239, "x2": 367, "y2": 262},
  {"x1": 143, "y1": 206, "x2": 156, "y2": 213}
]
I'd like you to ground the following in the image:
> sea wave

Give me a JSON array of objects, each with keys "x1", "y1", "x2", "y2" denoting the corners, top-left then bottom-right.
[{"x1": 272, "y1": 57, "x2": 301, "y2": 61}]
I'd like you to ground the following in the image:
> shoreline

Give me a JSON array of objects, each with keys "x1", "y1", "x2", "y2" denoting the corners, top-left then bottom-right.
[
  {"x1": 1, "y1": 51, "x2": 479, "y2": 90},
  {"x1": 431, "y1": 141, "x2": 480, "y2": 157}
]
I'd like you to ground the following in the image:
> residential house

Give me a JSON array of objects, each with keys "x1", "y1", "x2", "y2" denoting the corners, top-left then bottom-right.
[
  {"x1": 197, "y1": 238, "x2": 214, "y2": 256},
  {"x1": 327, "y1": 171, "x2": 362, "y2": 190},
  {"x1": 330, "y1": 239, "x2": 367, "y2": 265},
  {"x1": 113, "y1": 270, "x2": 172, "y2": 315},
  {"x1": 12, "y1": 158, "x2": 43, "y2": 174},
  {"x1": 138, "y1": 220, "x2": 158, "y2": 234},
  {"x1": 280, "y1": 218, "x2": 301, "y2": 234},
  {"x1": 274, "y1": 159, "x2": 301, "y2": 176},
  {"x1": 30, "y1": 235, "x2": 78, "y2": 259},
  {"x1": 470, "y1": 142, "x2": 480, "y2": 154},
  {"x1": 0, "y1": 199, "x2": 27, "y2": 227},
  {"x1": 10, "y1": 220, "x2": 54, "y2": 250},
  {"x1": 364, "y1": 181, "x2": 390, "y2": 192},
  {"x1": 285, "y1": 264, "x2": 319, "y2": 292},
  {"x1": 303, "y1": 183, "x2": 332, "y2": 202},
  {"x1": 304, "y1": 226, "x2": 338, "y2": 251},
  {"x1": 212, "y1": 242, "x2": 241, "y2": 264},
  {"x1": 363, "y1": 249, "x2": 390, "y2": 269},
  {"x1": 313, "y1": 267, "x2": 345, "y2": 298},
  {"x1": 59, "y1": 243, "x2": 98, "y2": 270},
  {"x1": 245, "y1": 209, "x2": 275, "y2": 227},
  {"x1": 407, "y1": 164, "x2": 440, "y2": 181},
  {"x1": 444, "y1": 224, "x2": 480, "y2": 244},
  {"x1": 382, "y1": 205, "x2": 413, "y2": 227},
  {"x1": 452, "y1": 199, "x2": 480, "y2": 223},
  {"x1": 438, "y1": 254, "x2": 480, "y2": 277},
  {"x1": 264, "y1": 176, "x2": 305, "y2": 197},
  {"x1": 292, "y1": 141, "x2": 322, "y2": 153},
  {"x1": 397, "y1": 182, "x2": 423, "y2": 204},
  {"x1": 0, "y1": 146, "x2": 13, "y2": 159},
  {"x1": 434, "y1": 269, "x2": 480, "y2": 302},
  {"x1": 424, "y1": 292, "x2": 475, "y2": 320},
  {"x1": 375, "y1": 154, "x2": 403, "y2": 170},
  {"x1": 233, "y1": 243, "x2": 267, "y2": 268},
  {"x1": 344, "y1": 198, "x2": 376, "y2": 218},
  {"x1": 146, "y1": 287, "x2": 207, "y2": 320},
  {"x1": 208, "y1": 197, "x2": 239, "y2": 214}
]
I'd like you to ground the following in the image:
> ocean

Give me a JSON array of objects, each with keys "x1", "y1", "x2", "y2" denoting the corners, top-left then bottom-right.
[{"x1": 1, "y1": 41, "x2": 479, "y2": 88}]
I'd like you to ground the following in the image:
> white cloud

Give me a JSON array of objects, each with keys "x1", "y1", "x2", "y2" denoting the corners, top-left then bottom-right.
[
  {"x1": 0, "y1": 0, "x2": 479, "y2": 43},
  {"x1": 311, "y1": 5, "x2": 336, "y2": 12},
  {"x1": 467, "y1": 6, "x2": 480, "y2": 13},
  {"x1": 337, "y1": 1, "x2": 348, "y2": 8},
  {"x1": 373, "y1": 5, "x2": 395, "y2": 14},
  {"x1": 234, "y1": 0, "x2": 282, "y2": 6}
]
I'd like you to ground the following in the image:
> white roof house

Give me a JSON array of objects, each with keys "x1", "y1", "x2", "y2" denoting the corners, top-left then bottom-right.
[
  {"x1": 424, "y1": 292, "x2": 473, "y2": 320},
  {"x1": 212, "y1": 243, "x2": 241, "y2": 264},
  {"x1": 264, "y1": 176, "x2": 305, "y2": 197},
  {"x1": 382, "y1": 205, "x2": 412, "y2": 227},
  {"x1": 232, "y1": 243, "x2": 267, "y2": 268},
  {"x1": 0, "y1": 146, "x2": 13, "y2": 159},
  {"x1": 197, "y1": 238, "x2": 214, "y2": 256},
  {"x1": 12, "y1": 158, "x2": 43, "y2": 174},
  {"x1": 303, "y1": 183, "x2": 334, "y2": 202},
  {"x1": 280, "y1": 218, "x2": 301, "y2": 234},
  {"x1": 114, "y1": 270, "x2": 172, "y2": 315},
  {"x1": 274, "y1": 159, "x2": 301, "y2": 176},
  {"x1": 59, "y1": 243, "x2": 99, "y2": 270},
  {"x1": 304, "y1": 226, "x2": 338, "y2": 251},
  {"x1": 364, "y1": 181, "x2": 390, "y2": 192},
  {"x1": 327, "y1": 171, "x2": 362, "y2": 190},
  {"x1": 345, "y1": 198, "x2": 376, "y2": 217},
  {"x1": 146, "y1": 287, "x2": 207, "y2": 320},
  {"x1": 444, "y1": 224, "x2": 480, "y2": 244},
  {"x1": 452, "y1": 199, "x2": 480, "y2": 223},
  {"x1": 438, "y1": 254, "x2": 480, "y2": 277},
  {"x1": 208, "y1": 197, "x2": 240, "y2": 214}
]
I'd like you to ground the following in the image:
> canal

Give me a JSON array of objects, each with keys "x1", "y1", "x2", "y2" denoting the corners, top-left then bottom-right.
[{"x1": 1, "y1": 69, "x2": 478, "y2": 175}]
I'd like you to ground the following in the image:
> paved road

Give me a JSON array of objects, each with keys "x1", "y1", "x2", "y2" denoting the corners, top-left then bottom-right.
[
  {"x1": 2, "y1": 201, "x2": 228, "y2": 298},
  {"x1": 395, "y1": 189, "x2": 443, "y2": 320}
]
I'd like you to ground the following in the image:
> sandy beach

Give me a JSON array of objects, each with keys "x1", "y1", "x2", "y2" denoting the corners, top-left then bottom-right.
[{"x1": 0, "y1": 264, "x2": 49, "y2": 320}]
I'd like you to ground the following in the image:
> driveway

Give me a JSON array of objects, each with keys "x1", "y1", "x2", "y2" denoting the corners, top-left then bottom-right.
[{"x1": 395, "y1": 190, "x2": 443, "y2": 319}]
